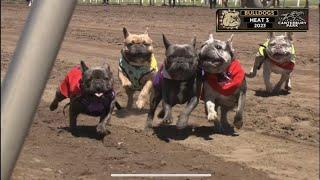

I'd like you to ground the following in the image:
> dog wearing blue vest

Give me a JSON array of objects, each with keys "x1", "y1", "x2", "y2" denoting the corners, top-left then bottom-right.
[{"x1": 118, "y1": 27, "x2": 158, "y2": 109}]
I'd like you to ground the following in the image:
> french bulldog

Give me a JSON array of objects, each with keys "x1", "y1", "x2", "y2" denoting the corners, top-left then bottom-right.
[
  {"x1": 50, "y1": 61, "x2": 120, "y2": 135},
  {"x1": 199, "y1": 34, "x2": 247, "y2": 133},
  {"x1": 145, "y1": 34, "x2": 200, "y2": 130},
  {"x1": 118, "y1": 27, "x2": 158, "y2": 109},
  {"x1": 246, "y1": 32, "x2": 295, "y2": 94}
]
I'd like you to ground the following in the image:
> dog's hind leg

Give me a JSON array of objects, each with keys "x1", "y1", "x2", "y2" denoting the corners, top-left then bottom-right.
[
  {"x1": 273, "y1": 73, "x2": 289, "y2": 94},
  {"x1": 125, "y1": 87, "x2": 134, "y2": 109},
  {"x1": 263, "y1": 62, "x2": 273, "y2": 93},
  {"x1": 69, "y1": 107, "x2": 79, "y2": 133},
  {"x1": 246, "y1": 55, "x2": 264, "y2": 78},
  {"x1": 49, "y1": 89, "x2": 66, "y2": 111}
]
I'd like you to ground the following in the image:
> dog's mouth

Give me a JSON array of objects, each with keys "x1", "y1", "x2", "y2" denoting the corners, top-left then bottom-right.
[
  {"x1": 94, "y1": 93, "x2": 104, "y2": 98},
  {"x1": 202, "y1": 59, "x2": 224, "y2": 68}
]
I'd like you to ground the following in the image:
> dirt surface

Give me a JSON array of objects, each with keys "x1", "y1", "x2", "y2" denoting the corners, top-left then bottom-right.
[{"x1": 1, "y1": 3, "x2": 319, "y2": 180}]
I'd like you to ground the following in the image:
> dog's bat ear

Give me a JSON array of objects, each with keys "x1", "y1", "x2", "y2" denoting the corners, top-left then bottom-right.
[
  {"x1": 162, "y1": 34, "x2": 171, "y2": 49},
  {"x1": 226, "y1": 34, "x2": 235, "y2": 58},
  {"x1": 191, "y1": 36, "x2": 196, "y2": 48},
  {"x1": 209, "y1": 34, "x2": 214, "y2": 41},
  {"x1": 80, "y1": 61, "x2": 89, "y2": 72},
  {"x1": 268, "y1": 32, "x2": 275, "y2": 39},
  {"x1": 285, "y1": 32, "x2": 293, "y2": 41},
  {"x1": 227, "y1": 34, "x2": 234, "y2": 42},
  {"x1": 144, "y1": 27, "x2": 149, "y2": 35},
  {"x1": 102, "y1": 61, "x2": 111, "y2": 71},
  {"x1": 123, "y1": 27, "x2": 129, "y2": 39}
]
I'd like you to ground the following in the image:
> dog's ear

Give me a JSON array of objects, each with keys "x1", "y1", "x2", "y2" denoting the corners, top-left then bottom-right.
[
  {"x1": 123, "y1": 27, "x2": 130, "y2": 39},
  {"x1": 191, "y1": 36, "x2": 196, "y2": 48},
  {"x1": 285, "y1": 32, "x2": 293, "y2": 41},
  {"x1": 268, "y1": 32, "x2": 275, "y2": 39},
  {"x1": 80, "y1": 61, "x2": 89, "y2": 72},
  {"x1": 226, "y1": 34, "x2": 235, "y2": 57},
  {"x1": 144, "y1": 27, "x2": 149, "y2": 35},
  {"x1": 103, "y1": 62, "x2": 111, "y2": 72},
  {"x1": 162, "y1": 34, "x2": 171, "y2": 49}
]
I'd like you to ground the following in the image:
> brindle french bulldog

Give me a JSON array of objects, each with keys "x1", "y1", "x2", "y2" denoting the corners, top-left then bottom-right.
[
  {"x1": 118, "y1": 27, "x2": 158, "y2": 109},
  {"x1": 246, "y1": 32, "x2": 295, "y2": 94},
  {"x1": 50, "y1": 61, "x2": 120, "y2": 135},
  {"x1": 199, "y1": 34, "x2": 247, "y2": 133},
  {"x1": 145, "y1": 34, "x2": 200, "y2": 130}
]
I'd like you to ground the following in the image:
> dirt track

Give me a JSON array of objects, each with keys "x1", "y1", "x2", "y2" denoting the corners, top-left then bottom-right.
[{"x1": 1, "y1": 3, "x2": 319, "y2": 180}]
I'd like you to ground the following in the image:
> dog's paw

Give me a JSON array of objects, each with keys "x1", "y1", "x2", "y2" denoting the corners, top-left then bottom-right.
[
  {"x1": 162, "y1": 115, "x2": 173, "y2": 125},
  {"x1": 207, "y1": 111, "x2": 218, "y2": 122},
  {"x1": 245, "y1": 72, "x2": 255, "y2": 78},
  {"x1": 96, "y1": 123, "x2": 107, "y2": 134},
  {"x1": 122, "y1": 81, "x2": 132, "y2": 88},
  {"x1": 176, "y1": 115, "x2": 188, "y2": 129},
  {"x1": 136, "y1": 98, "x2": 146, "y2": 110},
  {"x1": 233, "y1": 114, "x2": 243, "y2": 129},
  {"x1": 49, "y1": 101, "x2": 59, "y2": 111}
]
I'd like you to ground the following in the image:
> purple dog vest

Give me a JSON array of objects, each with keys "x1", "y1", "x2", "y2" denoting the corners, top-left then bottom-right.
[{"x1": 80, "y1": 90, "x2": 115, "y2": 117}]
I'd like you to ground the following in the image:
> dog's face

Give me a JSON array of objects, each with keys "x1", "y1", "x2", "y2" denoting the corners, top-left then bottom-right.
[
  {"x1": 266, "y1": 32, "x2": 294, "y2": 63},
  {"x1": 199, "y1": 34, "x2": 234, "y2": 74},
  {"x1": 122, "y1": 27, "x2": 153, "y2": 66},
  {"x1": 163, "y1": 34, "x2": 198, "y2": 80},
  {"x1": 80, "y1": 61, "x2": 114, "y2": 98}
]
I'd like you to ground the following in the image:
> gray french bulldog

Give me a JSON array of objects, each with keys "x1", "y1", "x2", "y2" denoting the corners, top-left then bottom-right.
[
  {"x1": 199, "y1": 34, "x2": 247, "y2": 133},
  {"x1": 50, "y1": 61, "x2": 121, "y2": 135},
  {"x1": 145, "y1": 34, "x2": 200, "y2": 130},
  {"x1": 246, "y1": 32, "x2": 295, "y2": 94}
]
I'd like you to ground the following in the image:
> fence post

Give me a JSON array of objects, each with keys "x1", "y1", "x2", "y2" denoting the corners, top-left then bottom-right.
[{"x1": 1, "y1": 0, "x2": 77, "y2": 179}]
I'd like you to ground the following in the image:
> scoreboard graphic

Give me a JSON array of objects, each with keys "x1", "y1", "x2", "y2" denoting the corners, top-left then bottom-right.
[{"x1": 216, "y1": 8, "x2": 308, "y2": 32}]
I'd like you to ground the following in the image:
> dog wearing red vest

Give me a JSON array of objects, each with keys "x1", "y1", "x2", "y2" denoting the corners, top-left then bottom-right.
[
  {"x1": 246, "y1": 32, "x2": 296, "y2": 94},
  {"x1": 199, "y1": 34, "x2": 247, "y2": 134}
]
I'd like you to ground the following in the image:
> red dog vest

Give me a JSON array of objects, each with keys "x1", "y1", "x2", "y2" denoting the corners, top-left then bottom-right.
[
  {"x1": 205, "y1": 59, "x2": 245, "y2": 96},
  {"x1": 59, "y1": 65, "x2": 82, "y2": 98}
]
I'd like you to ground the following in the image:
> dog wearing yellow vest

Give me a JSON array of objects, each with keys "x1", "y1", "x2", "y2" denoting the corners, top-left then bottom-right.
[
  {"x1": 118, "y1": 27, "x2": 158, "y2": 109},
  {"x1": 246, "y1": 32, "x2": 296, "y2": 94}
]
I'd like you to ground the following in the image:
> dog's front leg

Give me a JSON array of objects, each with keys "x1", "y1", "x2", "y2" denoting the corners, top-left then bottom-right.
[
  {"x1": 176, "y1": 96, "x2": 198, "y2": 129},
  {"x1": 96, "y1": 100, "x2": 115, "y2": 134},
  {"x1": 246, "y1": 54, "x2": 264, "y2": 78},
  {"x1": 284, "y1": 73, "x2": 292, "y2": 91},
  {"x1": 204, "y1": 82, "x2": 218, "y2": 122},
  {"x1": 273, "y1": 73, "x2": 289, "y2": 94},
  {"x1": 118, "y1": 70, "x2": 132, "y2": 88},
  {"x1": 263, "y1": 62, "x2": 273, "y2": 93},
  {"x1": 136, "y1": 80, "x2": 153, "y2": 109},
  {"x1": 145, "y1": 88, "x2": 162, "y2": 130},
  {"x1": 234, "y1": 89, "x2": 246, "y2": 129}
]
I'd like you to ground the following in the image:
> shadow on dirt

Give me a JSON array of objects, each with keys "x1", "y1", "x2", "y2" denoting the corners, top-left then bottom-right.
[
  {"x1": 254, "y1": 89, "x2": 290, "y2": 97},
  {"x1": 114, "y1": 108, "x2": 149, "y2": 118},
  {"x1": 58, "y1": 126, "x2": 107, "y2": 140},
  {"x1": 152, "y1": 125, "x2": 238, "y2": 143}
]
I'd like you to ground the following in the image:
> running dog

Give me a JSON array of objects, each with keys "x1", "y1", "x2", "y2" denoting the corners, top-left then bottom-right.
[
  {"x1": 199, "y1": 34, "x2": 247, "y2": 133},
  {"x1": 118, "y1": 27, "x2": 158, "y2": 109},
  {"x1": 246, "y1": 32, "x2": 296, "y2": 94},
  {"x1": 50, "y1": 61, "x2": 120, "y2": 135}
]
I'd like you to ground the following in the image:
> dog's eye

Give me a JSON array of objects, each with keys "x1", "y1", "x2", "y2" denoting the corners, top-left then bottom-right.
[
  {"x1": 215, "y1": 45, "x2": 222, "y2": 49},
  {"x1": 269, "y1": 42, "x2": 276, "y2": 46},
  {"x1": 127, "y1": 43, "x2": 133, "y2": 47}
]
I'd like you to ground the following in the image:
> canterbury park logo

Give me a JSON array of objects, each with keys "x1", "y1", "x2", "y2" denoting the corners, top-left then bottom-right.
[{"x1": 278, "y1": 11, "x2": 307, "y2": 27}]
